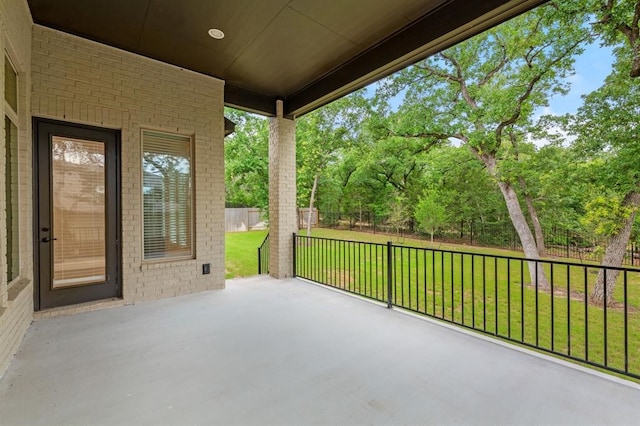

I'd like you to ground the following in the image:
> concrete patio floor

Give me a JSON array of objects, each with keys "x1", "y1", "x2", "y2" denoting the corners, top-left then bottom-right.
[{"x1": 1, "y1": 276, "x2": 639, "y2": 425}]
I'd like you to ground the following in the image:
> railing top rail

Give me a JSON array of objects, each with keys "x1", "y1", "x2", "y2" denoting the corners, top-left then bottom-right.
[
  {"x1": 295, "y1": 233, "x2": 640, "y2": 273},
  {"x1": 259, "y1": 233, "x2": 269, "y2": 249},
  {"x1": 295, "y1": 233, "x2": 388, "y2": 248}
]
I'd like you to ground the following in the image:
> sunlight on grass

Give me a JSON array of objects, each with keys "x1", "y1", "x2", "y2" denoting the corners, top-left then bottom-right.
[{"x1": 225, "y1": 230, "x2": 267, "y2": 279}]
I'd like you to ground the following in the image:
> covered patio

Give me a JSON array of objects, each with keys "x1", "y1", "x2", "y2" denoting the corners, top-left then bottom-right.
[
  {"x1": 1, "y1": 0, "x2": 553, "y2": 371},
  {"x1": 1, "y1": 277, "x2": 638, "y2": 424}
]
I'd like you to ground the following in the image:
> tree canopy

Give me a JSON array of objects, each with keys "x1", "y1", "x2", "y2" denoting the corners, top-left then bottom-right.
[{"x1": 225, "y1": 0, "x2": 640, "y2": 305}]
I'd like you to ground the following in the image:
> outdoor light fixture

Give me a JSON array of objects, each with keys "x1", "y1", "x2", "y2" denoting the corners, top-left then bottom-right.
[{"x1": 208, "y1": 28, "x2": 225, "y2": 39}]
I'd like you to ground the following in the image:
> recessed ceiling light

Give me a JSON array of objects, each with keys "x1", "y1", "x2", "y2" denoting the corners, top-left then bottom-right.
[{"x1": 208, "y1": 28, "x2": 225, "y2": 39}]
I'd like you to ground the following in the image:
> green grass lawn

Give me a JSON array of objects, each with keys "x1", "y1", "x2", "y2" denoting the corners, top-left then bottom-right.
[
  {"x1": 225, "y1": 230, "x2": 268, "y2": 278},
  {"x1": 224, "y1": 227, "x2": 563, "y2": 279}
]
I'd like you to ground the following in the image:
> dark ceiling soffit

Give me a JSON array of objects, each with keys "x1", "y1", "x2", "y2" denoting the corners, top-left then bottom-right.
[
  {"x1": 283, "y1": 0, "x2": 548, "y2": 118},
  {"x1": 224, "y1": 117, "x2": 236, "y2": 137},
  {"x1": 225, "y1": 85, "x2": 277, "y2": 116}
]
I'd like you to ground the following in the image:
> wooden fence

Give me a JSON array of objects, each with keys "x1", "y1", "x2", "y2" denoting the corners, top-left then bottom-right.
[
  {"x1": 225, "y1": 208, "x2": 266, "y2": 232},
  {"x1": 225, "y1": 208, "x2": 318, "y2": 232}
]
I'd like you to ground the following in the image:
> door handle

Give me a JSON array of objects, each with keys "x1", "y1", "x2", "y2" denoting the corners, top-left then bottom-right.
[{"x1": 41, "y1": 237, "x2": 58, "y2": 243}]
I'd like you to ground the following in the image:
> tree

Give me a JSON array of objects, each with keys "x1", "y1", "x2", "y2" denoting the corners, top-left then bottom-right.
[
  {"x1": 589, "y1": 0, "x2": 640, "y2": 77},
  {"x1": 297, "y1": 91, "x2": 369, "y2": 235},
  {"x1": 379, "y1": 3, "x2": 590, "y2": 288},
  {"x1": 224, "y1": 108, "x2": 269, "y2": 210},
  {"x1": 420, "y1": 146, "x2": 507, "y2": 225},
  {"x1": 387, "y1": 194, "x2": 411, "y2": 242},
  {"x1": 415, "y1": 192, "x2": 447, "y2": 243},
  {"x1": 569, "y1": 59, "x2": 640, "y2": 306}
]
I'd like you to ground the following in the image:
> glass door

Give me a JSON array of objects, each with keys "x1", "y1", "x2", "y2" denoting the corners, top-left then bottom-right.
[{"x1": 35, "y1": 119, "x2": 120, "y2": 310}]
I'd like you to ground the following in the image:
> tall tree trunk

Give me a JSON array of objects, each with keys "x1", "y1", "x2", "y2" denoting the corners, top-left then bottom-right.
[
  {"x1": 306, "y1": 173, "x2": 319, "y2": 237},
  {"x1": 496, "y1": 181, "x2": 550, "y2": 289},
  {"x1": 518, "y1": 177, "x2": 547, "y2": 256},
  {"x1": 591, "y1": 190, "x2": 640, "y2": 306},
  {"x1": 476, "y1": 151, "x2": 549, "y2": 289}
]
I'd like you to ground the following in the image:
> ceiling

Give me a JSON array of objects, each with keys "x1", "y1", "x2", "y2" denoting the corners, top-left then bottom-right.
[{"x1": 27, "y1": 0, "x2": 547, "y2": 118}]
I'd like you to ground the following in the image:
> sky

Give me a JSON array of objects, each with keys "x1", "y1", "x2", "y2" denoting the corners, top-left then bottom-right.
[
  {"x1": 542, "y1": 42, "x2": 615, "y2": 117},
  {"x1": 528, "y1": 41, "x2": 615, "y2": 146}
]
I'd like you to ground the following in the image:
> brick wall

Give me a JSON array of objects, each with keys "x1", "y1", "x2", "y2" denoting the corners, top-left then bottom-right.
[
  {"x1": 0, "y1": 0, "x2": 33, "y2": 377},
  {"x1": 31, "y1": 25, "x2": 226, "y2": 303},
  {"x1": 268, "y1": 110, "x2": 297, "y2": 278}
]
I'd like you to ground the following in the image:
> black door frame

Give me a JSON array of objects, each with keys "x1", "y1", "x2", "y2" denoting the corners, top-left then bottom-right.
[{"x1": 33, "y1": 118, "x2": 122, "y2": 311}]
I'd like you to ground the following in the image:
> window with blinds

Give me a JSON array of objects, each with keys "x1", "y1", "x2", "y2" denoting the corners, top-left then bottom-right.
[
  {"x1": 142, "y1": 130, "x2": 193, "y2": 260},
  {"x1": 5, "y1": 54, "x2": 19, "y2": 282}
]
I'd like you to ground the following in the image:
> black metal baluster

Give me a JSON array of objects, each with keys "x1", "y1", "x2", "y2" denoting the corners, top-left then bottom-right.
[
  {"x1": 472, "y1": 254, "x2": 476, "y2": 328},
  {"x1": 521, "y1": 260, "x2": 525, "y2": 343},
  {"x1": 423, "y1": 249, "x2": 427, "y2": 314},
  {"x1": 604, "y1": 269, "x2": 608, "y2": 367},
  {"x1": 415, "y1": 249, "x2": 419, "y2": 311},
  {"x1": 406, "y1": 247, "x2": 410, "y2": 308},
  {"x1": 441, "y1": 252, "x2": 445, "y2": 318},
  {"x1": 551, "y1": 262, "x2": 555, "y2": 351},
  {"x1": 386, "y1": 242, "x2": 393, "y2": 309},
  {"x1": 508, "y1": 259, "x2": 511, "y2": 338},
  {"x1": 535, "y1": 260, "x2": 539, "y2": 348},
  {"x1": 460, "y1": 253, "x2": 465, "y2": 325},
  {"x1": 584, "y1": 267, "x2": 589, "y2": 362},
  {"x1": 494, "y1": 257, "x2": 498, "y2": 336},
  {"x1": 624, "y1": 270, "x2": 629, "y2": 374},
  {"x1": 567, "y1": 264, "x2": 571, "y2": 357},
  {"x1": 322, "y1": 238, "x2": 325, "y2": 283},
  {"x1": 482, "y1": 256, "x2": 487, "y2": 331},
  {"x1": 375, "y1": 244, "x2": 380, "y2": 300},
  {"x1": 432, "y1": 251, "x2": 436, "y2": 315},
  {"x1": 451, "y1": 252, "x2": 455, "y2": 321}
]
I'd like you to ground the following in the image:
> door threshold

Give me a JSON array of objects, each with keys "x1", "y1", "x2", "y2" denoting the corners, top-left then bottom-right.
[{"x1": 35, "y1": 298, "x2": 125, "y2": 319}]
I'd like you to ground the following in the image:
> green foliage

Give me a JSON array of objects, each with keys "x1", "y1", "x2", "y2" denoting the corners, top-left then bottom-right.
[
  {"x1": 570, "y1": 59, "x2": 640, "y2": 194},
  {"x1": 297, "y1": 90, "x2": 370, "y2": 208},
  {"x1": 387, "y1": 194, "x2": 411, "y2": 235},
  {"x1": 420, "y1": 146, "x2": 506, "y2": 224},
  {"x1": 380, "y1": 3, "x2": 589, "y2": 155},
  {"x1": 582, "y1": 194, "x2": 634, "y2": 237},
  {"x1": 414, "y1": 192, "x2": 447, "y2": 240},
  {"x1": 586, "y1": 0, "x2": 640, "y2": 77},
  {"x1": 374, "y1": 3, "x2": 590, "y2": 262},
  {"x1": 224, "y1": 108, "x2": 269, "y2": 210},
  {"x1": 567, "y1": 51, "x2": 640, "y2": 246},
  {"x1": 222, "y1": 1, "x2": 639, "y2": 261}
]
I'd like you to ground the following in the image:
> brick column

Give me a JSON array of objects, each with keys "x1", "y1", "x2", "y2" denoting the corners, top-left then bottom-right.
[{"x1": 269, "y1": 100, "x2": 297, "y2": 279}]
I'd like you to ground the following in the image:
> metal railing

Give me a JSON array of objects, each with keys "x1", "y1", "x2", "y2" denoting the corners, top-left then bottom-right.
[
  {"x1": 257, "y1": 233, "x2": 269, "y2": 275},
  {"x1": 319, "y1": 212, "x2": 640, "y2": 267},
  {"x1": 293, "y1": 233, "x2": 640, "y2": 380}
]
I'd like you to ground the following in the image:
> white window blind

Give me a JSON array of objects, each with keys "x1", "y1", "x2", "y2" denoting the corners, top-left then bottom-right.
[
  {"x1": 51, "y1": 137, "x2": 106, "y2": 287},
  {"x1": 142, "y1": 130, "x2": 193, "y2": 260}
]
